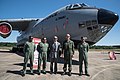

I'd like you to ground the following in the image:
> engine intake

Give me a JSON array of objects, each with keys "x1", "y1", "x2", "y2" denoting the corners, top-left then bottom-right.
[{"x1": 0, "y1": 22, "x2": 12, "y2": 38}]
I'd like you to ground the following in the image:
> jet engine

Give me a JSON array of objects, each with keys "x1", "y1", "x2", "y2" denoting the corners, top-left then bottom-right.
[{"x1": 0, "y1": 22, "x2": 12, "y2": 38}]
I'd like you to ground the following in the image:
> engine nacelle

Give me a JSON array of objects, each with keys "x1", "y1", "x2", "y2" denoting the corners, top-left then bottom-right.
[{"x1": 0, "y1": 22, "x2": 12, "y2": 38}]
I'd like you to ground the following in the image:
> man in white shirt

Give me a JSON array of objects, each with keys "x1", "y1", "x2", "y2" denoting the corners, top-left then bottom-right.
[{"x1": 50, "y1": 36, "x2": 61, "y2": 74}]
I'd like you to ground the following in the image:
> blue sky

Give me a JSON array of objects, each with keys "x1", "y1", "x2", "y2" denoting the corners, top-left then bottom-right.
[{"x1": 0, "y1": 0, "x2": 120, "y2": 45}]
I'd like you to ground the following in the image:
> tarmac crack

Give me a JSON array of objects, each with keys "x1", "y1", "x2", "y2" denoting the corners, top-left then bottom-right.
[{"x1": 90, "y1": 64, "x2": 120, "y2": 80}]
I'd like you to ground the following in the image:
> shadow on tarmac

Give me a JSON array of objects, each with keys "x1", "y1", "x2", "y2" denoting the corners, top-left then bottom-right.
[
  {"x1": 103, "y1": 59, "x2": 111, "y2": 60},
  {"x1": 0, "y1": 51, "x2": 12, "y2": 53},
  {"x1": 6, "y1": 70, "x2": 22, "y2": 76},
  {"x1": 6, "y1": 70, "x2": 39, "y2": 76},
  {"x1": 115, "y1": 52, "x2": 120, "y2": 54},
  {"x1": 15, "y1": 52, "x2": 24, "y2": 57},
  {"x1": 6, "y1": 70, "x2": 80, "y2": 76}
]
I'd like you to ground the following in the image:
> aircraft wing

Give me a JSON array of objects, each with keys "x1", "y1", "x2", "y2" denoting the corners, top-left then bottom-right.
[{"x1": 0, "y1": 18, "x2": 40, "y2": 31}]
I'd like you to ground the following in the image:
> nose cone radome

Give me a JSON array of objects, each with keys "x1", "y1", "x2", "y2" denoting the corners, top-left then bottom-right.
[{"x1": 98, "y1": 9, "x2": 119, "y2": 25}]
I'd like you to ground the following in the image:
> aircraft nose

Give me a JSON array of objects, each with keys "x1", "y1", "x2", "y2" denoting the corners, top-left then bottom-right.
[{"x1": 98, "y1": 9, "x2": 119, "y2": 25}]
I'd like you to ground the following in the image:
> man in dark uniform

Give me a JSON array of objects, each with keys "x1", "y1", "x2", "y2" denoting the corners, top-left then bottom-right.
[
  {"x1": 62, "y1": 34, "x2": 74, "y2": 76},
  {"x1": 77, "y1": 37, "x2": 90, "y2": 76},
  {"x1": 37, "y1": 38, "x2": 49, "y2": 75},
  {"x1": 50, "y1": 36, "x2": 61, "y2": 74},
  {"x1": 22, "y1": 36, "x2": 35, "y2": 76}
]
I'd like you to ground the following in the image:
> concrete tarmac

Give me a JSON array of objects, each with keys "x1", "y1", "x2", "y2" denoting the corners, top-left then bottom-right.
[{"x1": 0, "y1": 49, "x2": 120, "y2": 80}]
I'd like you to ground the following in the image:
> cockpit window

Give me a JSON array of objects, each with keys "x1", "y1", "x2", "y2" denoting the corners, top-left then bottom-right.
[
  {"x1": 66, "y1": 3, "x2": 88, "y2": 10},
  {"x1": 66, "y1": 5, "x2": 72, "y2": 10},
  {"x1": 73, "y1": 4, "x2": 81, "y2": 8},
  {"x1": 80, "y1": 3, "x2": 88, "y2": 7}
]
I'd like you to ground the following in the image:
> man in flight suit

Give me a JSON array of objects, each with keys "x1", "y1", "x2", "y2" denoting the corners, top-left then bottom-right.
[
  {"x1": 77, "y1": 37, "x2": 90, "y2": 76},
  {"x1": 62, "y1": 34, "x2": 74, "y2": 76},
  {"x1": 37, "y1": 37, "x2": 49, "y2": 75},
  {"x1": 22, "y1": 36, "x2": 35, "y2": 76},
  {"x1": 50, "y1": 36, "x2": 61, "y2": 74}
]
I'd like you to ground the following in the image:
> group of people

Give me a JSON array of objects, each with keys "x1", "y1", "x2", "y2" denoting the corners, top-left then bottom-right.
[{"x1": 21, "y1": 34, "x2": 90, "y2": 77}]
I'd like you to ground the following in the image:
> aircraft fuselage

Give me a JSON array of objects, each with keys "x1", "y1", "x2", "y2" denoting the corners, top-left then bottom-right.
[{"x1": 16, "y1": 3, "x2": 119, "y2": 46}]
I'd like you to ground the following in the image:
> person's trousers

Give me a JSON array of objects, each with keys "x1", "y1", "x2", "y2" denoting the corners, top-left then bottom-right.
[
  {"x1": 79, "y1": 56, "x2": 88, "y2": 74},
  {"x1": 50, "y1": 58, "x2": 58, "y2": 72},
  {"x1": 23, "y1": 55, "x2": 34, "y2": 73},
  {"x1": 38, "y1": 52, "x2": 47, "y2": 73},
  {"x1": 63, "y1": 56, "x2": 72, "y2": 72}
]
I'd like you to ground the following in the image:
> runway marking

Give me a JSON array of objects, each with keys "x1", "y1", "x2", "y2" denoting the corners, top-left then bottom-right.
[{"x1": 90, "y1": 64, "x2": 120, "y2": 80}]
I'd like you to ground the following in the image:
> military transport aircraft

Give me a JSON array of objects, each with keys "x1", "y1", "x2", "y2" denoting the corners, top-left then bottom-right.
[{"x1": 0, "y1": 3, "x2": 119, "y2": 47}]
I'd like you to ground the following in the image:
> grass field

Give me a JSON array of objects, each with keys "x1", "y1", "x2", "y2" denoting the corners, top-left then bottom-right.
[
  {"x1": 0, "y1": 46, "x2": 120, "y2": 53},
  {"x1": 0, "y1": 47, "x2": 12, "y2": 51},
  {"x1": 90, "y1": 49, "x2": 120, "y2": 52}
]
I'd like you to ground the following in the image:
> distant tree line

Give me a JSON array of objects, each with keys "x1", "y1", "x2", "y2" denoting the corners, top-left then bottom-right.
[
  {"x1": 0, "y1": 42, "x2": 17, "y2": 47},
  {"x1": 90, "y1": 45, "x2": 119, "y2": 49},
  {"x1": 0, "y1": 42, "x2": 119, "y2": 49}
]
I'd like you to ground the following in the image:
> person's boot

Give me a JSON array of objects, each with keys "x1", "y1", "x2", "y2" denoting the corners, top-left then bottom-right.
[
  {"x1": 21, "y1": 70, "x2": 26, "y2": 77},
  {"x1": 22, "y1": 73, "x2": 25, "y2": 77},
  {"x1": 85, "y1": 70, "x2": 90, "y2": 76},
  {"x1": 43, "y1": 70, "x2": 46, "y2": 74},
  {"x1": 79, "y1": 72, "x2": 83, "y2": 76},
  {"x1": 54, "y1": 71, "x2": 57, "y2": 74},
  {"x1": 85, "y1": 73, "x2": 90, "y2": 76},
  {"x1": 21, "y1": 72, "x2": 25, "y2": 77},
  {"x1": 38, "y1": 72, "x2": 41, "y2": 75},
  {"x1": 30, "y1": 70, "x2": 34, "y2": 75},
  {"x1": 50, "y1": 71, "x2": 53, "y2": 74},
  {"x1": 68, "y1": 72, "x2": 71, "y2": 76},
  {"x1": 62, "y1": 71, "x2": 66, "y2": 75},
  {"x1": 38, "y1": 70, "x2": 41, "y2": 75}
]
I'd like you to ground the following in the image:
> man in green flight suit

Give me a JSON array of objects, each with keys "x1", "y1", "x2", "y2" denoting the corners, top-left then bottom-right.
[
  {"x1": 77, "y1": 37, "x2": 90, "y2": 76},
  {"x1": 22, "y1": 36, "x2": 36, "y2": 76},
  {"x1": 62, "y1": 34, "x2": 74, "y2": 76},
  {"x1": 37, "y1": 37, "x2": 49, "y2": 75}
]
